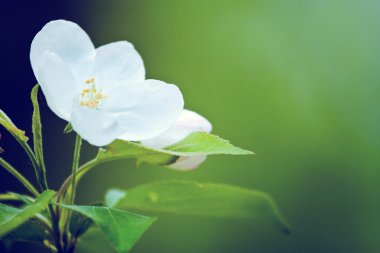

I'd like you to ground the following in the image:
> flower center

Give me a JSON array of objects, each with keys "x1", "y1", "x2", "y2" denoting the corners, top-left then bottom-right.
[{"x1": 80, "y1": 78, "x2": 107, "y2": 109}]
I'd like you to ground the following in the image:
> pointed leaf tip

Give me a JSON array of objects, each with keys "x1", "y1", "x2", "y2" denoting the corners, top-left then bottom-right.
[
  {"x1": 61, "y1": 204, "x2": 156, "y2": 253},
  {"x1": 164, "y1": 132, "x2": 254, "y2": 156},
  {"x1": 98, "y1": 132, "x2": 254, "y2": 169},
  {"x1": 0, "y1": 110, "x2": 28, "y2": 142},
  {"x1": 63, "y1": 123, "x2": 73, "y2": 133}
]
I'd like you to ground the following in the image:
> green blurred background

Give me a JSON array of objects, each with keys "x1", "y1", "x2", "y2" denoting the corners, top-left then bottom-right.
[{"x1": 2, "y1": 0, "x2": 380, "y2": 252}]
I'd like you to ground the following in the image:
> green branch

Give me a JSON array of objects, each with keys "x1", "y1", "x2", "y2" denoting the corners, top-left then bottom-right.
[
  {"x1": 57, "y1": 158, "x2": 103, "y2": 204},
  {"x1": 69, "y1": 134, "x2": 82, "y2": 206}
]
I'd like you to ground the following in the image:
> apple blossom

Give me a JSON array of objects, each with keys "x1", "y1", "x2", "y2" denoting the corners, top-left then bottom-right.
[
  {"x1": 139, "y1": 109, "x2": 212, "y2": 170},
  {"x1": 30, "y1": 20, "x2": 183, "y2": 146}
]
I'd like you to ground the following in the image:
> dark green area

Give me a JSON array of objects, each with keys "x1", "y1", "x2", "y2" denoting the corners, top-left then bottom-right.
[{"x1": 76, "y1": 1, "x2": 379, "y2": 253}]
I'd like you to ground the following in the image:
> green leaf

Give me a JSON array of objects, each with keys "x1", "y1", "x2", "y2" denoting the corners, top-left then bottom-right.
[
  {"x1": 0, "y1": 194, "x2": 19, "y2": 202},
  {"x1": 0, "y1": 195, "x2": 49, "y2": 245},
  {"x1": 31, "y1": 85, "x2": 43, "y2": 164},
  {"x1": 97, "y1": 140, "x2": 176, "y2": 166},
  {"x1": 165, "y1": 132, "x2": 254, "y2": 155},
  {"x1": 0, "y1": 190, "x2": 55, "y2": 238},
  {"x1": 69, "y1": 211, "x2": 94, "y2": 238},
  {"x1": 7, "y1": 192, "x2": 34, "y2": 205},
  {"x1": 1, "y1": 211, "x2": 46, "y2": 244},
  {"x1": 6, "y1": 193, "x2": 51, "y2": 223},
  {"x1": 97, "y1": 132, "x2": 253, "y2": 167},
  {"x1": 76, "y1": 228, "x2": 116, "y2": 253},
  {"x1": 61, "y1": 205, "x2": 156, "y2": 253},
  {"x1": 0, "y1": 109, "x2": 28, "y2": 142},
  {"x1": 63, "y1": 123, "x2": 73, "y2": 134},
  {"x1": 110, "y1": 181, "x2": 290, "y2": 234},
  {"x1": 31, "y1": 85, "x2": 48, "y2": 188}
]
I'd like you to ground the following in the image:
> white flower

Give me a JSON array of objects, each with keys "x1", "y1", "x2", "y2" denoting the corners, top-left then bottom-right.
[
  {"x1": 138, "y1": 109, "x2": 212, "y2": 170},
  {"x1": 30, "y1": 20, "x2": 184, "y2": 146}
]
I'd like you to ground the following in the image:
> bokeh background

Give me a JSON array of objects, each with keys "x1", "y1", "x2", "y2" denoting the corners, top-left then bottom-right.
[{"x1": 1, "y1": 1, "x2": 379, "y2": 252}]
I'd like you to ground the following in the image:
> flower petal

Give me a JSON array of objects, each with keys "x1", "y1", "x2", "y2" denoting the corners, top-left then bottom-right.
[
  {"x1": 169, "y1": 156, "x2": 208, "y2": 171},
  {"x1": 141, "y1": 109, "x2": 212, "y2": 149},
  {"x1": 142, "y1": 109, "x2": 212, "y2": 170},
  {"x1": 30, "y1": 20, "x2": 95, "y2": 78},
  {"x1": 70, "y1": 104, "x2": 127, "y2": 146},
  {"x1": 85, "y1": 41, "x2": 145, "y2": 88},
  {"x1": 113, "y1": 79, "x2": 184, "y2": 141},
  {"x1": 36, "y1": 52, "x2": 80, "y2": 121}
]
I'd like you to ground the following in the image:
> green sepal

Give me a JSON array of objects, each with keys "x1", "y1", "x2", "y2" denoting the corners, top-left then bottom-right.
[{"x1": 63, "y1": 123, "x2": 73, "y2": 134}]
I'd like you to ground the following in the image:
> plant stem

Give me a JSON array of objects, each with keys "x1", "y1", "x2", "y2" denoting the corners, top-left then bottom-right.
[
  {"x1": 59, "y1": 134, "x2": 82, "y2": 253},
  {"x1": 17, "y1": 139, "x2": 48, "y2": 191},
  {"x1": 69, "y1": 134, "x2": 82, "y2": 206},
  {"x1": 49, "y1": 205, "x2": 64, "y2": 253},
  {"x1": 0, "y1": 159, "x2": 62, "y2": 251},
  {"x1": 0, "y1": 157, "x2": 39, "y2": 197},
  {"x1": 18, "y1": 141, "x2": 63, "y2": 253},
  {"x1": 56, "y1": 158, "x2": 101, "y2": 204}
]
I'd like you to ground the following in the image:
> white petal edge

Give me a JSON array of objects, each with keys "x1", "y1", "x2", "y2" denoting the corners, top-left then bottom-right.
[
  {"x1": 141, "y1": 109, "x2": 212, "y2": 149},
  {"x1": 142, "y1": 109, "x2": 212, "y2": 170},
  {"x1": 114, "y1": 79, "x2": 184, "y2": 141},
  {"x1": 169, "y1": 156, "x2": 208, "y2": 171},
  {"x1": 36, "y1": 52, "x2": 80, "y2": 121},
  {"x1": 30, "y1": 20, "x2": 95, "y2": 79},
  {"x1": 70, "y1": 103, "x2": 127, "y2": 146},
  {"x1": 85, "y1": 41, "x2": 145, "y2": 89}
]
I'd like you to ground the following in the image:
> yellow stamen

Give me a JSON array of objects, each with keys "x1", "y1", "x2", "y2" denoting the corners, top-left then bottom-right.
[
  {"x1": 80, "y1": 78, "x2": 107, "y2": 109},
  {"x1": 85, "y1": 78, "x2": 95, "y2": 84}
]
